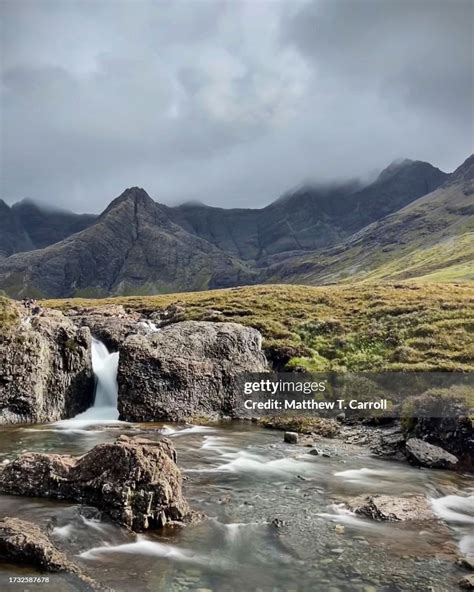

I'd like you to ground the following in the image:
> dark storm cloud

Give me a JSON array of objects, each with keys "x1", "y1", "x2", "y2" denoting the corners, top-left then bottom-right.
[{"x1": 1, "y1": 0, "x2": 472, "y2": 213}]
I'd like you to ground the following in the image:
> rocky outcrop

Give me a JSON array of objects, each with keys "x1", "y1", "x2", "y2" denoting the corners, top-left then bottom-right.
[
  {"x1": 0, "y1": 301, "x2": 94, "y2": 424},
  {"x1": 405, "y1": 438, "x2": 459, "y2": 469},
  {"x1": 66, "y1": 304, "x2": 142, "y2": 351},
  {"x1": 0, "y1": 435, "x2": 190, "y2": 531},
  {"x1": 401, "y1": 389, "x2": 473, "y2": 471},
  {"x1": 0, "y1": 517, "x2": 106, "y2": 590},
  {"x1": 348, "y1": 494, "x2": 436, "y2": 522},
  {"x1": 117, "y1": 321, "x2": 268, "y2": 422}
]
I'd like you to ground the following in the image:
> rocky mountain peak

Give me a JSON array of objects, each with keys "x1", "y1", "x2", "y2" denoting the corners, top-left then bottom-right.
[{"x1": 448, "y1": 154, "x2": 474, "y2": 184}]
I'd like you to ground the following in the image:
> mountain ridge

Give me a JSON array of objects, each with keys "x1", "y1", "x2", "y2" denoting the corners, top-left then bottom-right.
[{"x1": 0, "y1": 155, "x2": 471, "y2": 297}]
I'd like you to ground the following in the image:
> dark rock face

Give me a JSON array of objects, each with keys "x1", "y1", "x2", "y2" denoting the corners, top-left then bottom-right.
[
  {"x1": 118, "y1": 321, "x2": 268, "y2": 422},
  {"x1": 0, "y1": 517, "x2": 105, "y2": 590},
  {"x1": 348, "y1": 494, "x2": 436, "y2": 522},
  {"x1": 402, "y1": 391, "x2": 473, "y2": 471},
  {"x1": 370, "y1": 426, "x2": 406, "y2": 460},
  {"x1": 0, "y1": 302, "x2": 94, "y2": 424},
  {"x1": 405, "y1": 438, "x2": 459, "y2": 469},
  {"x1": 0, "y1": 435, "x2": 190, "y2": 531}
]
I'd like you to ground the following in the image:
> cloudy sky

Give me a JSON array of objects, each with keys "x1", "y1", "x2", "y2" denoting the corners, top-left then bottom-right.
[{"x1": 1, "y1": 0, "x2": 473, "y2": 213}]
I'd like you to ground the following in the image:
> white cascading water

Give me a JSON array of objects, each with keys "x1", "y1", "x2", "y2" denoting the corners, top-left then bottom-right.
[{"x1": 55, "y1": 337, "x2": 120, "y2": 428}]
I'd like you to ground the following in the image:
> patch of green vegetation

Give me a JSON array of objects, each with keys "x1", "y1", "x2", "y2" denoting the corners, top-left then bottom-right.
[
  {"x1": 43, "y1": 283, "x2": 474, "y2": 372},
  {"x1": 0, "y1": 296, "x2": 19, "y2": 330}
]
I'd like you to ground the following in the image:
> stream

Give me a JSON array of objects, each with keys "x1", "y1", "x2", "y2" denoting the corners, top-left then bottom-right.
[{"x1": 0, "y1": 340, "x2": 473, "y2": 591}]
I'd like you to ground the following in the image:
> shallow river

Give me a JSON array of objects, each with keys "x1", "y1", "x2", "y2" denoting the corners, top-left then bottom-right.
[{"x1": 0, "y1": 420, "x2": 473, "y2": 592}]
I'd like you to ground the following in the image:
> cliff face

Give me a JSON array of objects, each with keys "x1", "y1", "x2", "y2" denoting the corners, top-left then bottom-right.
[{"x1": 0, "y1": 300, "x2": 94, "y2": 423}]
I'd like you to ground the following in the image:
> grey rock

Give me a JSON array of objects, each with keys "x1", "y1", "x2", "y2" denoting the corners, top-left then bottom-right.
[
  {"x1": 348, "y1": 494, "x2": 436, "y2": 522},
  {"x1": 284, "y1": 431, "x2": 299, "y2": 444},
  {"x1": 0, "y1": 302, "x2": 94, "y2": 424},
  {"x1": 0, "y1": 435, "x2": 191, "y2": 531},
  {"x1": 405, "y1": 438, "x2": 459, "y2": 469},
  {"x1": 370, "y1": 426, "x2": 405, "y2": 459},
  {"x1": 460, "y1": 575, "x2": 474, "y2": 590},
  {"x1": 0, "y1": 517, "x2": 107, "y2": 590},
  {"x1": 117, "y1": 321, "x2": 268, "y2": 422}
]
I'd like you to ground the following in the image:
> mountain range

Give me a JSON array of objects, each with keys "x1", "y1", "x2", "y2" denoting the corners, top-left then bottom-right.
[{"x1": 0, "y1": 155, "x2": 472, "y2": 298}]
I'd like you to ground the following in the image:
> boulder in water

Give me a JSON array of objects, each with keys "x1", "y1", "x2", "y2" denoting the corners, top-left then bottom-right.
[
  {"x1": 0, "y1": 435, "x2": 191, "y2": 531},
  {"x1": 284, "y1": 431, "x2": 299, "y2": 444},
  {"x1": 117, "y1": 321, "x2": 268, "y2": 421},
  {"x1": 348, "y1": 494, "x2": 436, "y2": 521},
  {"x1": 0, "y1": 517, "x2": 106, "y2": 590},
  {"x1": 405, "y1": 438, "x2": 459, "y2": 470}
]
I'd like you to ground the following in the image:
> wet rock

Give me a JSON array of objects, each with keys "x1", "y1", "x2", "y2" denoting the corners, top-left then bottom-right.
[
  {"x1": 460, "y1": 574, "x2": 474, "y2": 589},
  {"x1": 405, "y1": 438, "x2": 459, "y2": 470},
  {"x1": 0, "y1": 435, "x2": 191, "y2": 531},
  {"x1": 348, "y1": 494, "x2": 436, "y2": 522},
  {"x1": 0, "y1": 517, "x2": 106, "y2": 590},
  {"x1": 0, "y1": 302, "x2": 94, "y2": 424},
  {"x1": 271, "y1": 518, "x2": 287, "y2": 528},
  {"x1": 309, "y1": 448, "x2": 331, "y2": 457},
  {"x1": 284, "y1": 431, "x2": 299, "y2": 444},
  {"x1": 117, "y1": 321, "x2": 268, "y2": 421},
  {"x1": 370, "y1": 426, "x2": 406, "y2": 459},
  {"x1": 459, "y1": 556, "x2": 474, "y2": 571},
  {"x1": 402, "y1": 390, "x2": 473, "y2": 472}
]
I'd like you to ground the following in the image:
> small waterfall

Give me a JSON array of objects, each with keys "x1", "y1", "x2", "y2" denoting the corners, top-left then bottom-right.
[
  {"x1": 55, "y1": 337, "x2": 120, "y2": 428},
  {"x1": 90, "y1": 338, "x2": 119, "y2": 409}
]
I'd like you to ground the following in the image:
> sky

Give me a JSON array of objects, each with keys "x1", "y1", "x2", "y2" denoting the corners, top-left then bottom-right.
[{"x1": 1, "y1": 0, "x2": 473, "y2": 213}]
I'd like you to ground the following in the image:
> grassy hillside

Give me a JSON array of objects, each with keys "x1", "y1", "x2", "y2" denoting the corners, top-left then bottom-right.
[
  {"x1": 270, "y1": 178, "x2": 474, "y2": 285},
  {"x1": 45, "y1": 283, "x2": 474, "y2": 372}
]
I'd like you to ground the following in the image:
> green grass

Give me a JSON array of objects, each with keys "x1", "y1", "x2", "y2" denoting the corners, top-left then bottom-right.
[
  {"x1": 0, "y1": 296, "x2": 19, "y2": 330},
  {"x1": 44, "y1": 283, "x2": 474, "y2": 372}
]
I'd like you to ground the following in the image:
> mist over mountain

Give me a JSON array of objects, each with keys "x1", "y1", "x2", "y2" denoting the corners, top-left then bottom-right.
[{"x1": 0, "y1": 155, "x2": 471, "y2": 298}]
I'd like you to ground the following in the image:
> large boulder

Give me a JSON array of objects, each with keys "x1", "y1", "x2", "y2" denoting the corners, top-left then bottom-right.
[
  {"x1": 405, "y1": 438, "x2": 459, "y2": 469},
  {"x1": 117, "y1": 321, "x2": 268, "y2": 422},
  {"x1": 0, "y1": 435, "x2": 191, "y2": 531},
  {"x1": 348, "y1": 494, "x2": 436, "y2": 521},
  {"x1": 0, "y1": 300, "x2": 94, "y2": 424},
  {"x1": 0, "y1": 517, "x2": 106, "y2": 590}
]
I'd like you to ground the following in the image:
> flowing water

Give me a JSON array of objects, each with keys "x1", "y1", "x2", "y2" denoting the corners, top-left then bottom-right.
[{"x1": 0, "y1": 340, "x2": 473, "y2": 591}]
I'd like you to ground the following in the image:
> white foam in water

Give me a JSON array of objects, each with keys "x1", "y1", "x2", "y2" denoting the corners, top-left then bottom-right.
[
  {"x1": 52, "y1": 524, "x2": 74, "y2": 540},
  {"x1": 334, "y1": 467, "x2": 394, "y2": 482},
  {"x1": 79, "y1": 536, "x2": 209, "y2": 565},
  {"x1": 54, "y1": 338, "x2": 122, "y2": 429},
  {"x1": 171, "y1": 425, "x2": 215, "y2": 436},
  {"x1": 81, "y1": 515, "x2": 109, "y2": 533},
  {"x1": 137, "y1": 320, "x2": 160, "y2": 333},
  {"x1": 317, "y1": 504, "x2": 379, "y2": 530},
  {"x1": 460, "y1": 535, "x2": 474, "y2": 555},
  {"x1": 430, "y1": 495, "x2": 474, "y2": 525},
  {"x1": 189, "y1": 450, "x2": 314, "y2": 477}
]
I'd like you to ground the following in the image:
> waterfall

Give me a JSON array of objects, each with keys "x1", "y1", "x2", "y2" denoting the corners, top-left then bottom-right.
[
  {"x1": 55, "y1": 337, "x2": 120, "y2": 428},
  {"x1": 90, "y1": 338, "x2": 119, "y2": 410}
]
